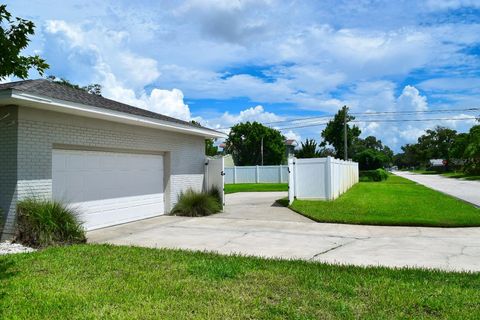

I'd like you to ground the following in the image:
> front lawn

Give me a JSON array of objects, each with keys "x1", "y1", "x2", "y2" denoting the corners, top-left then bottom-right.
[
  {"x1": 290, "y1": 175, "x2": 480, "y2": 227},
  {"x1": 441, "y1": 171, "x2": 480, "y2": 181},
  {"x1": 225, "y1": 183, "x2": 288, "y2": 194},
  {"x1": 410, "y1": 170, "x2": 480, "y2": 180},
  {"x1": 1, "y1": 245, "x2": 479, "y2": 319}
]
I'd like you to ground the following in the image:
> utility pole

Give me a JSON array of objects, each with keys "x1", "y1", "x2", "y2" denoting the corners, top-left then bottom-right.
[
  {"x1": 261, "y1": 136, "x2": 264, "y2": 166},
  {"x1": 343, "y1": 105, "x2": 348, "y2": 160}
]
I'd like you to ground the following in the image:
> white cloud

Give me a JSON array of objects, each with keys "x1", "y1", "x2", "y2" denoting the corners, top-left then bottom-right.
[
  {"x1": 98, "y1": 63, "x2": 191, "y2": 120},
  {"x1": 283, "y1": 130, "x2": 301, "y2": 143},
  {"x1": 218, "y1": 105, "x2": 283, "y2": 127},
  {"x1": 6, "y1": 0, "x2": 478, "y2": 151},
  {"x1": 418, "y1": 77, "x2": 480, "y2": 92},
  {"x1": 44, "y1": 20, "x2": 190, "y2": 120},
  {"x1": 397, "y1": 85, "x2": 428, "y2": 111}
]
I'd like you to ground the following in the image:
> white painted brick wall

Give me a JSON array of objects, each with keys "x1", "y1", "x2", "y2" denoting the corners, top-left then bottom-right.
[
  {"x1": 1, "y1": 106, "x2": 206, "y2": 238},
  {"x1": 0, "y1": 106, "x2": 18, "y2": 240}
]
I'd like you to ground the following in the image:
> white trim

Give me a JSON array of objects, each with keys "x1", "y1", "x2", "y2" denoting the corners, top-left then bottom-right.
[{"x1": 3, "y1": 89, "x2": 226, "y2": 139}]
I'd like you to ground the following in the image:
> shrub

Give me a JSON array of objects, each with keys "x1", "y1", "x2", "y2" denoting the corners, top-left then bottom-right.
[
  {"x1": 16, "y1": 197, "x2": 86, "y2": 248},
  {"x1": 354, "y1": 149, "x2": 388, "y2": 170},
  {"x1": 360, "y1": 168, "x2": 389, "y2": 182},
  {"x1": 208, "y1": 186, "x2": 223, "y2": 207},
  {"x1": 171, "y1": 189, "x2": 222, "y2": 217}
]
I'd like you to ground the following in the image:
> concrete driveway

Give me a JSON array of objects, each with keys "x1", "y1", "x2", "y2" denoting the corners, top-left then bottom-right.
[
  {"x1": 394, "y1": 171, "x2": 480, "y2": 207},
  {"x1": 88, "y1": 192, "x2": 480, "y2": 272}
]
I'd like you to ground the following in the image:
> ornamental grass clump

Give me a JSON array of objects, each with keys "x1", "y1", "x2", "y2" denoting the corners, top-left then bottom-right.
[
  {"x1": 16, "y1": 197, "x2": 86, "y2": 248},
  {"x1": 171, "y1": 189, "x2": 222, "y2": 217}
]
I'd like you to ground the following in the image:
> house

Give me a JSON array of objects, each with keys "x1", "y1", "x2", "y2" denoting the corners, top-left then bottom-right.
[{"x1": 0, "y1": 79, "x2": 225, "y2": 239}]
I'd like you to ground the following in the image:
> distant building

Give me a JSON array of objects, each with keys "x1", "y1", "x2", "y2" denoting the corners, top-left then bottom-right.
[
  {"x1": 285, "y1": 139, "x2": 298, "y2": 159},
  {"x1": 429, "y1": 159, "x2": 445, "y2": 167},
  {"x1": 224, "y1": 154, "x2": 235, "y2": 167}
]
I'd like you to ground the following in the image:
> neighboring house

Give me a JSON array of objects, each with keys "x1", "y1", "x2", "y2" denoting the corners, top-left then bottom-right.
[
  {"x1": 223, "y1": 154, "x2": 235, "y2": 167},
  {"x1": 429, "y1": 159, "x2": 445, "y2": 167},
  {"x1": 0, "y1": 79, "x2": 224, "y2": 239},
  {"x1": 285, "y1": 139, "x2": 298, "y2": 159}
]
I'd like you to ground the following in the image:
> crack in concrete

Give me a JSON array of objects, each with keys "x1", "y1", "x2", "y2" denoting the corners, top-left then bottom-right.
[
  {"x1": 163, "y1": 223, "x2": 372, "y2": 241},
  {"x1": 217, "y1": 232, "x2": 250, "y2": 250},
  {"x1": 309, "y1": 240, "x2": 356, "y2": 261}
]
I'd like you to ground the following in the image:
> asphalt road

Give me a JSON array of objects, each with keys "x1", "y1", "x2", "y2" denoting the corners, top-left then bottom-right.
[{"x1": 394, "y1": 171, "x2": 480, "y2": 207}]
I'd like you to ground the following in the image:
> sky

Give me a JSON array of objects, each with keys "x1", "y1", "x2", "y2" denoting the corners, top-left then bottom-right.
[{"x1": 3, "y1": 0, "x2": 480, "y2": 151}]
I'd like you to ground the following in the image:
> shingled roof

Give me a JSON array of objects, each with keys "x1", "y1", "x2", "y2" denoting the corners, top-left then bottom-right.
[{"x1": 0, "y1": 79, "x2": 216, "y2": 132}]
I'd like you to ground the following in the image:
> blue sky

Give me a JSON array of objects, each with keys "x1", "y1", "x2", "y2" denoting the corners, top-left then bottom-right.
[{"x1": 3, "y1": 0, "x2": 480, "y2": 151}]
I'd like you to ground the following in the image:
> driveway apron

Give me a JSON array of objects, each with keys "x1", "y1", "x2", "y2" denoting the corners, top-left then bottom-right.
[{"x1": 88, "y1": 192, "x2": 480, "y2": 272}]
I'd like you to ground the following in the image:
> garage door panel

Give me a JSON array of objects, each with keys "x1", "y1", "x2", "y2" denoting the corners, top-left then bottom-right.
[{"x1": 52, "y1": 149, "x2": 165, "y2": 230}]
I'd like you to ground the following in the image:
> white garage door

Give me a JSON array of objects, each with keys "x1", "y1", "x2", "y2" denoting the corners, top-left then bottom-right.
[{"x1": 52, "y1": 149, "x2": 165, "y2": 230}]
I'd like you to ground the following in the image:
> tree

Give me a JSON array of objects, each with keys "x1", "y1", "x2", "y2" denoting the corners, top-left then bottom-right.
[
  {"x1": 318, "y1": 147, "x2": 336, "y2": 157},
  {"x1": 463, "y1": 125, "x2": 480, "y2": 174},
  {"x1": 190, "y1": 120, "x2": 219, "y2": 156},
  {"x1": 321, "y1": 106, "x2": 361, "y2": 159},
  {"x1": 296, "y1": 139, "x2": 320, "y2": 158},
  {"x1": 353, "y1": 135, "x2": 393, "y2": 166},
  {"x1": 205, "y1": 139, "x2": 218, "y2": 156},
  {"x1": 0, "y1": 5, "x2": 49, "y2": 79},
  {"x1": 225, "y1": 122, "x2": 285, "y2": 166},
  {"x1": 449, "y1": 133, "x2": 469, "y2": 160},
  {"x1": 353, "y1": 149, "x2": 388, "y2": 170},
  {"x1": 416, "y1": 126, "x2": 457, "y2": 165},
  {"x1": 47, "y1": 76, "x2": 102, "y2": 96}
]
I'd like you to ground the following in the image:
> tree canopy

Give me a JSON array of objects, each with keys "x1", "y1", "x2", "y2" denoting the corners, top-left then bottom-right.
[
  {"x1": 205, "y1": 139, "x2": 219, "y2": 156},
  {"x1": 456, "y1": 125, "x2": 480, "y2": 174},
  {"x1": 394, "y1": 126, "x2": 457, "y2": 169},
  {"x1": 394, "y1": 124, "x2": 480, "y2": 174},
  {"x1": 47, "y1": 76, "x2": 102, "y2": 96},
  {"x1": 295, "y1": 139, "x2": 320, "y2": 158},
  {"x1": 352, "y1": 136, "x2": 393, "y2": 170},
  {"x1": 225, "y1": 122, "x2": 285, "y2": 165},
  {"x1": 0, "y1": 5, "x2": 49, "y2": 79},
  {"x1": 321, "y1": 106, "x2": 361, "y2": 159}
]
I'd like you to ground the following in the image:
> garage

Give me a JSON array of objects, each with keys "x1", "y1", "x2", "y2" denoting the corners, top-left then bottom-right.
[
  {"x1": 52, "y1": 149, "x2": 165, "y2": 230},
  {"x1": 0, "y1": 79, "x2": 225, "y2": 239}
]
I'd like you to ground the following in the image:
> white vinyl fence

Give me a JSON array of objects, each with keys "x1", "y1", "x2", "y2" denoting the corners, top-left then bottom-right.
[
  {"x1": 288, "y1": 157, "x2": 358, "y2": 204},
  {"x1": 225, "y1": 165, "x2": 289, "y2": 184},
  {"x1": 205, "y1": 157, "x2": 225, "y2": 206}
]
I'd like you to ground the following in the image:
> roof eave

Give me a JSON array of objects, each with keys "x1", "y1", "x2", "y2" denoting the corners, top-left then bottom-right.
[{"x1": 3, "y1": 89, "x2": 226, "y2": 139}]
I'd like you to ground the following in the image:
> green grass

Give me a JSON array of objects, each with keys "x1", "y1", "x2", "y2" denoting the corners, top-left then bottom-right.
[
  {"x1": 409, "y1": 169, "x2": 440, "y2": 175},
  {"x1": 441, "y1": 172, "x2": 480, "y2": 181},
  {"x1": 290, "y1": 175, "x2": 480, "y2": 227},
  {"x1": 225, "y1": 183, "x2": 288, "y2": 194},
  {"x1": 410, "y1": 170, "x2": 480, "y2": 180},
  {"x1": 1, "y1": 245, "x2": 479, "y2": 319}
]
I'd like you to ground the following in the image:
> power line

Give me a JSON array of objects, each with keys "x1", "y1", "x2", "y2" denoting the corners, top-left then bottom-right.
[
  {"x1": 275, "y1": 122, "x2": 329, "y2": 130},
  {"x1": 273, "y1": 116, "x2": 477, "y2": 131},
  {"x1": 352, "y1": 117, "x2": 477, "y2": 123},
  {"x1": 215, "y1": 107, "x2": 479, "y2": 130},
  {"x1": 216, "y1": 107, "x2": 479, "y2": 129}
]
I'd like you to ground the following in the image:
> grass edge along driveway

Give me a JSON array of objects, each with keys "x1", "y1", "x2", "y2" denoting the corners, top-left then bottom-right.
[
  {"x1": 1, "y1": 244, "x2": 480, "y2": 319},
  {"x1": 409, "y1": 170, "x2": 480, "y2": 181},
  {"x1": 289, "y1": 175, "x2": 480, "y2": 227}
]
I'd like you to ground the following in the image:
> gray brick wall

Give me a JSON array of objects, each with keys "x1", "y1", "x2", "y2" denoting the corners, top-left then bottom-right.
[{"x1": 1, "y1": 106, "x2": 206, "y2": 238}]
